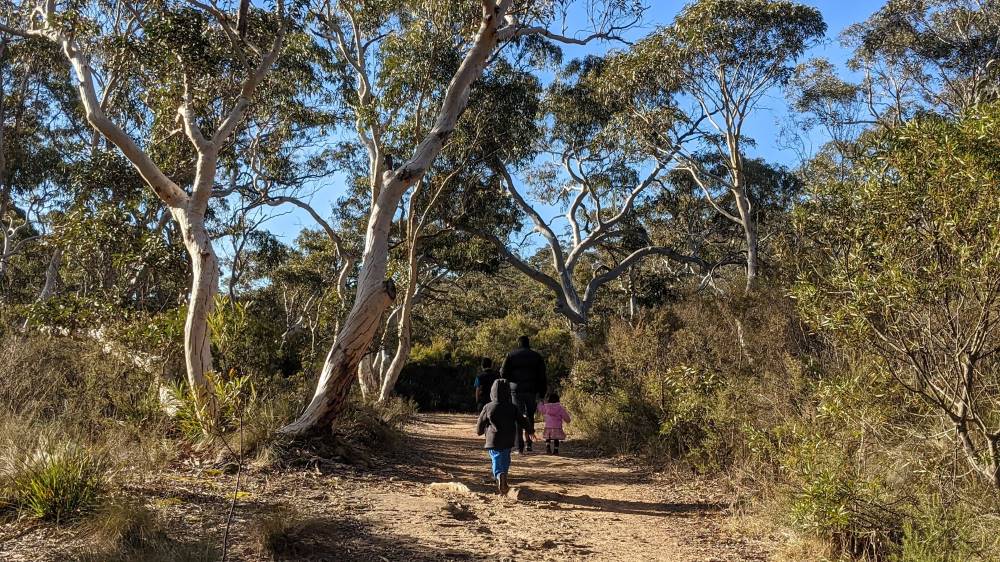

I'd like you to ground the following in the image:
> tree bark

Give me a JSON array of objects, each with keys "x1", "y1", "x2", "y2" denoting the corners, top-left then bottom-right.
[
  {"x1": 279, "y1": 2, "x2": 505, "y2": 437},
  {"x1": 377, "y1": 257, "x2": 418, "y2": 403},
  {"x1": 177, "y1": 212, "x2": 220, "y2": 420},
  {"x1": 734, "y1": 187, "x2": 758, "y2": 292}
]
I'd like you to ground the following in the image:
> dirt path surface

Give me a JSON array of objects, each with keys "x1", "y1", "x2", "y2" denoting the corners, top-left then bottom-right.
[
  {"x1": 369, "y1": 413, "x2": 774, "y2": 562},
  {"x1": 1, "y1": 413, "x2": 776, "y2": 561}
]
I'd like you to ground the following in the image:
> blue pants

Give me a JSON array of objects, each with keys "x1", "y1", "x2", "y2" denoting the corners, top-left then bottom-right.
[{"x1": 488, "y1": 448, "x2": 511, "y2": 478}]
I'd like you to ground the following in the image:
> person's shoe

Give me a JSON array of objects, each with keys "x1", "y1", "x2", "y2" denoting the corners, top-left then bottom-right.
[
  {"x1": 496, "y1": 475, "x2": 504, "y2": 494},
  {"x1": 498, "y1": 473, "x2": 510, "y2": 495},
  {"x1": 526, "y1": 440, "x2": 533, "y2": 452},
  {"x1": 546, "y1": 441, "x2": 552, "y2": 454}
]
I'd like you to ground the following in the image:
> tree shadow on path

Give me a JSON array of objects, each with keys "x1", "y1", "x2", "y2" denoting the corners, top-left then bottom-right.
[
  {"x1": 390, "y1": 413, "x2": 725, "y2": 520},
  {"x1": 513, "y1": 486, "x2": 724, "y2": 518}
]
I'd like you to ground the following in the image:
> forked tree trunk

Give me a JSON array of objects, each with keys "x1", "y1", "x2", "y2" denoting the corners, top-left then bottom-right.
[{"x1": 279, "y1": 185, "x2": 401, "y2": 433}]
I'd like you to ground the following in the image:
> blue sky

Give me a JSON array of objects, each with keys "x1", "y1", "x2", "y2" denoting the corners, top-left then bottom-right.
[{"x1": 254, "y1": 1, "x2": 885, "y2": 248}]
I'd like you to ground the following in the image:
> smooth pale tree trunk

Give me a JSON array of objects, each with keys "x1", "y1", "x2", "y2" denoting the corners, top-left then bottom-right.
[
  {"x1": 20, "y1": 247, "x2": 62, "y2": 330},
  {"x1": 734, "y1": 188, "x2": 758, "y2": 292},
  {"x1": 279, "y1": 183, "x2": 400, "y2": 434},
  {"x1": 0, "y1": 239, "x2": 10, "y2": 286},
  {"x1": 177, "y1": 214, "x2": 220, "y2": 419},
  {"x1": 34, "y1": 0, "x2": 286, "y2": 428},
  {"x1": 39, "y1": 247, "x2": 61, "y2": 300},
  {"x1": 279, "y1": 3, "x2": 506, "y2": 437},
  {"x1": 377, "y1": 262, "x2": 418, "y2": 403},
  {"x1": 729, "y1": 138, "x2": 757, "y2": 292},
  {"x1": 357, "y1": 355, "x2": 378, "y2": 401}
]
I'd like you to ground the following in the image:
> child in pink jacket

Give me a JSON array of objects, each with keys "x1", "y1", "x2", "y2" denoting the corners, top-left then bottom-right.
[{"x1": 536, "y1": 392, "x2": 571, "y2": 455}]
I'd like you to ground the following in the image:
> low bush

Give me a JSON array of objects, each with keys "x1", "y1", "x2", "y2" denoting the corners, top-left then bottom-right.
[{"x1": 340, "y1": 396, "x2": 419, "y2": 455}]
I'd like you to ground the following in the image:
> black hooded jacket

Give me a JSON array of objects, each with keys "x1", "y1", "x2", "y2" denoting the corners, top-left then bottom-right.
[
  {"x1": 499, "y1": 345, "x2": 547, "y2": 396},
  {"x1": 476, "y1": 379, "x2": 530, "y2": 450}
]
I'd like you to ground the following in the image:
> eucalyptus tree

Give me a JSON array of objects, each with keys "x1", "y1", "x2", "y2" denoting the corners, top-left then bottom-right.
[
  {"x1": 280, "y1": 0, "x2": 641, "y2": 436},
  {"x1": 846, "y1": 0, "x2": 1000, "y2": 120},
  {"x1": 461, "y1": 52, "x2": 723, "y2": 333},
  {"x1": 3, "y1": 0, "x2": 292, "y2": 422},
  {"x1": 650, "y1": 0, "x2": 825, "y2": 291},
  {"x1": 788, "y1": 0, "x2": 1000, "y2": 168}
]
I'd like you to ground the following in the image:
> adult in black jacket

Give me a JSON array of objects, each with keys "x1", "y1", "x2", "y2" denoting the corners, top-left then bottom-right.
[
  {"x1": 476, "y1": 378, "x2": 531, "y2": 494},
  {"x1": 500, "y1": 335, "x2": 548, "y2": 453},
  {"x1": 473, "y1": 357, "x2": 499, "y2": 411}
]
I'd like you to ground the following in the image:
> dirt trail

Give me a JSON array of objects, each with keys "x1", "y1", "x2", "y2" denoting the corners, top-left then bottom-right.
[
  {"x1": 353, "y1": 413, "x2": 774, "y2": 561},
  {"x1": 0, "y1": 413, "x2": 777, "y2": 561}
]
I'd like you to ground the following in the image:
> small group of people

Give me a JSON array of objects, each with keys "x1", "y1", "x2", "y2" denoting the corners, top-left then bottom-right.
[{"x1": 475, "y1": 335, "x2": 571, "y2": 494}]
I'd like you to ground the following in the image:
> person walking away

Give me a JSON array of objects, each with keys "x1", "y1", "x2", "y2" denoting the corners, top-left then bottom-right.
[
  {"x1": 473, "y1": 357, "x2": 499, "y2": 411},
  {"x1": 500, "y1": 335, "x2": 547, "y2": 454},
  {"x1": 537, "y1": 392, "x2": 571, "y2": 454},
  {"x1": 476, "y1": 378, "x2": 532, "y2": 494}
]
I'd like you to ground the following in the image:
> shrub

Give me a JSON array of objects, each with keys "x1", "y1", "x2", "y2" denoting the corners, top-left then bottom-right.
[{"x1": 339, "y1": 396, "x2": 418, "y2": 455}]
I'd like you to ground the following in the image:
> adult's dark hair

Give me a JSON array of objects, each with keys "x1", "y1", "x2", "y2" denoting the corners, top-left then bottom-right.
[
  {"x1": 517, "y1": 335, "x2": 530, "y2": 348},
  {"x1": 481, "y1": 357, "x2": 493, "y2": 369},
  {"x1": 546, "y1": 391, "x2": 560, "y2": 403}
]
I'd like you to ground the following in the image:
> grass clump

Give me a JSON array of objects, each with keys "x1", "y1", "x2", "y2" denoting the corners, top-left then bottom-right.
[
  {"x1": 251, "y1": 507, "x2": 342, "y2": 560},
  {"x1": 76, "y1": 500, "x2": 219, "y2": 562},
  {"x1": 1, "y1": 438, "x2": 108, "y2": 523}
]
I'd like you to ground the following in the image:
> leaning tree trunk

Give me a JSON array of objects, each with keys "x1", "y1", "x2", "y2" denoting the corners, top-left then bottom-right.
[
  {"x1": 278, "y1": 4, "x2": 504, "y2": 437},
  {"x1": 278, "y1": 187, "x2": 400, "y2": 435}
]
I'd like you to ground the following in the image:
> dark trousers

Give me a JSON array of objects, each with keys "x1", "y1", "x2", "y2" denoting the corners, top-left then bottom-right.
[{"x1": 512, "y1": 392, "x2": 537, "y2": 451}]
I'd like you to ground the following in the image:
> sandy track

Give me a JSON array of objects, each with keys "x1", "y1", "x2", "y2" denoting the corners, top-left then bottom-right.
[{"x1": 0, "y1": 413, "x2": 776, "y2": 561}]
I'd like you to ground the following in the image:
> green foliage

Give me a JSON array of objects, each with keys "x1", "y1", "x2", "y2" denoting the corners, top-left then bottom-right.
[
  {"x1": 795, "y1": 102, "x2": 1000, "y2": 486},
  {"x1": 396, "y1": 338, "x2": 475, "y2": 410},
  {"x1": 463, "y1": 313, "x2": 574, "y2": 382},
  {"x1": 668, "y1": 0, "x2": 826, "y2": 72}
]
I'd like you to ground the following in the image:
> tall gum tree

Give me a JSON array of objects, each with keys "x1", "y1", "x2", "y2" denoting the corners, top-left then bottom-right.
[
  {"x1": 653, "y1": 0, "x2": 825, "y2": 292},
  {"x1": 460, "y1": 52, "x2": 733, "y2": 333},
  {"x1": 3, "y1": 0, "x2": 288, "y2": 421},
  {"x1": 279, "y1": 0, "x2": 640, "y2": 436}
]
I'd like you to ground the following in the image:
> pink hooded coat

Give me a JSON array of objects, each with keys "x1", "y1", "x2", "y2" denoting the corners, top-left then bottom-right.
[{"x1": 537, "y1": 402, "x2": 571, "y2": 440}]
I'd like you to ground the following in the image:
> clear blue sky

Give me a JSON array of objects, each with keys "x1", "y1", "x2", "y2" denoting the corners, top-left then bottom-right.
[{"x1": 256, "y1": 1, "x2": 884, "y2": 247}]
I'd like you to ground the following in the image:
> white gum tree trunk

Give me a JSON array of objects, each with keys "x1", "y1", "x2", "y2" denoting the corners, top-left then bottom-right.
[
  {"x1": 279, "y1": 1, "x2": 510, "y2": 436},
  {"x1": 277, "y1": 192, "x2": 399, "y2": 434},
  {"x1": 29, "y1": 2, "x2": 286, "y2": 424},
  {"x1": 176, "y1": 209, "x2": 220, "y2": 417},
  {"x1": 377, "y1": 247, "x2": 418, "y2": 403}
]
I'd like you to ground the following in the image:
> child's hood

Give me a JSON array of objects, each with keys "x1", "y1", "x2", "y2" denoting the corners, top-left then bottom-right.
[{"x1": 490, "y1": 378, "x2": 512, "y2": 403}]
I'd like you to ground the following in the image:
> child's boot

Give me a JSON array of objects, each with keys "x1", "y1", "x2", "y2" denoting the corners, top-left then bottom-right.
[
  {"x1": 498, "y1": 473, "x2": 510, "y2": 495},
  {"x1": 546, "y1": 440, "x2": 552, "y2": 454},
  {"x1": 553, "y1": 440, "x2": 560, "y2": 455}
]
